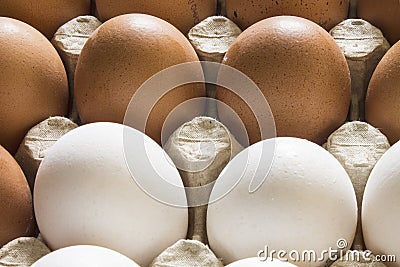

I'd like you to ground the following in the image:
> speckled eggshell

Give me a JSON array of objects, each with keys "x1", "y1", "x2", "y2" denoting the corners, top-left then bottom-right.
[
  {"x1": 74, "y1": 14, "x2": 206, "y2": 144},
  {"x1": 0, "y1": 145, "x2": 35, "y2": 246},
  {"x1": 357, "y1": 0, "x2": 400, "y2": 45},
  {"x1": 216, "y1": 16, "x2": 350, "y2": 145},
  {"x1": 365, "y1": 41, "x2": 400, "y2": 145},
  {"x1": 362, "y1": 140, "x2": 400, "y2": 267},
  {"x1": 0, "y1": 0, "x2": 91, "y2": 39},
  {"x1": 95, "y1": 0, "x2": 217, "y2": 34},
  {"x1": 226, "y1": 0, "x2": 349, "y2": 30},
  {"x1": 207, "y1": 137, "x2": 357, "y2": 266},
  {"x1": 0, "y1": 17, "x2": 69, "y2": 155}
]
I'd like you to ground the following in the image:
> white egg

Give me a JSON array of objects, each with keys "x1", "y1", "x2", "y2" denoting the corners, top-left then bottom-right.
[
  {"x1": 31, "y1": 245, "x2": 140, "y2": 267},
  {"x1": 207, "y1": 137, "x2": 357, "y2": 266},
  {"x1": 226, "y1": 257, "x2": 298, "y2": 267},
  {"x1": 33, "y1": 122, "x2": 188, "y2": 267},
  {"x1": 362, "y1": 141, "x2": 400, "y2": 267}
]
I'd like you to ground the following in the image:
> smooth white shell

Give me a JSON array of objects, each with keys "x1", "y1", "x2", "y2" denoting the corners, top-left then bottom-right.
[
  {"x1": 226, "y1": 257, "x2": 298, "y2": 267},
  {"x1": 31, "y1": 245, "x2": 139, "y2": 267},
  {"x1": 34, "y1": 122, "x2": 188, "y2": 267},
  {"x1": 207, "y1": 137, "x2": 357, "y2": 266},
  {"x1": 362, "y1": 141, "x2": 400, "y2": 267}
]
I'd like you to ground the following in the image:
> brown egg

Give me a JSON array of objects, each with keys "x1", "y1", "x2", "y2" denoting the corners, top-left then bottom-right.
[
  {"x1": 0, "y1": 0, "x2": 91, "y2": 39},
  {"x1": 226, "y1": 0, "x2": 349, "y2": 31},
  {"x1": 0, "y1": 145, "x2": 35, "y2": 246},
  {"x1": 74, "y1": 14, "x2": 206, "y2": 144},
  {"x1": 365, "y1": 41, "x2": 400, "y2": 145},
  {"x1": 95, "y1": 0, "x2": 217, "y2": 34},
  {"x1": 357, "y1": 0, "x2": 400, "y2": 45},
  {"x1": 0, "y1": 17, "x2": 69, "y2": 155},
  {"x1": 216, "y1": 16, "x2": 351, "y2": 145}
]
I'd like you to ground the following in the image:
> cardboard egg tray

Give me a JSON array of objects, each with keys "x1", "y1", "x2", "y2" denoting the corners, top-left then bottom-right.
[{"x1": 1, "y1": 0, "x2": 399, "y2": 266}]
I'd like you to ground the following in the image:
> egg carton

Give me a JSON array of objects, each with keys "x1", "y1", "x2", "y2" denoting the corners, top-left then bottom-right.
[
  {"x1": 2, "y1": 118, "x2": 391, "y2": 267},
  {"x1": 2, "y1": 1, "x2": 400, "y2": 266},
  {"x1": 7, "y1": 116, "x2": 391, "y2": 266}
]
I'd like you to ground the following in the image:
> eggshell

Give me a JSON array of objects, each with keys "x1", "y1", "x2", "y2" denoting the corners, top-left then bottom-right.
[
  {"x1": 226, "y1": 258, "x2": 298, "y2": 267},
  {"x1": 362, "y1": 140, "x2": 400, "y2": 267},
  {"x1": 0, "y1": 145, "x2": 35, "y2": 246},
  {"x1": 365, "y1": 41, "x2": 400, "y2": 145},
  {"x1": 357, "y1": 0, "x2": 400, "y2": 45},
  {"x1": 0, "y1": 0, "x2": 91, "y2": 39},
  {"x1": 33, "y1": 122, "x2": 188, "y2": 267},
  {"x1": 226, "y1": 0, "x2": 349, "y2": 30},
  {"x1": 216, "y1": 16, "x2": 350, "y2": 145},
  {"x1": 95, "y1": 0, "x2": 217, "y2": 34},
  {"x1": 0, "y1": 17, "x2": 69, "y2": 155},
  {"x1": 207, "y1": 137, "x2": 357, "y2": 266},
  {"x1": 74, "y1": 14, "x2": 206, "y2": 144},
  {"x1": 31, "y1": 245, "x2": 140, "y2": 267}
]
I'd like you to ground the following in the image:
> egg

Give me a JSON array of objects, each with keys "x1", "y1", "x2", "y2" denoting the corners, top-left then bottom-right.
[
  {"x1": 95, "y1": 0, "x2": 217, "y2": 34},
  {"x1": 362, "y1": 140, "x2": 400, "y2": 267},
  {"x1": 34, "y1": 122, "x2": 188, "y2": 267},
  {"x1": 207, "y1": 137, "x2": 357, "y2": 266},
  {"x1": 226, "y1": 0, "x2": 349, "y2": 30},
  {"x1": 226, "y1": 258, "x2": 298, "y2": 267},
  {"x1": 74, "y1": 14, "x2": 206, "y2": 144},
  {"x1": 365, "y1": 41, "x2": 400, "y2": 145},
  {"x1": 0, "y1": 17, "x2": 69, "y2": 155},
  {"x1": 357, "y1": 0, "x2": 400, "y2": 45},
  {"x1": 0, "y1": 0, "x2": 91, "y2": 39},
  {"x1": 31, "y1": 245, "x2": 140, "y2": 267},
  {"x1": 0, "y1": 145, "x2": 35, "y2": 246},
  {"x1": 216, "y1": 16, "x2": 350, "y2": 145}
]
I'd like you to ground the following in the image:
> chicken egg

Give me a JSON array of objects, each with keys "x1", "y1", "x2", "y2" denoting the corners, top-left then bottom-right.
[
  {"x1": 0, "y1": 0, "x2": 91, "y2": 39},
  {"x1": 226, "y1": 0, "x2": 349, "y2": 30},
  {"x1": 31, "y1": 245, "x2": 140, "y2": 267},
  {"x1": 0, "y1": 145, "x2": 35, "y2": 246},
  {"x1": 34, "y1": 122, "x2": 188, "y2": 267},
  {"x1": 362, "y1": 140, "x2": 400, "y2": 267},
  {"x1": 216, "y1": 16, "x2": 350, "y2": 145},
  {"x1": 95, "y1": 0, "x2": 217, "y2": 34},
  {"x1": 207, "y1": 137, "x2": 357, "y2": 266},
  {"x1": 357, "y1": 0, "x2": 400, "y2": 45},
  {"x1": 0, "y1": 17, "x2": 68, "y2": 155},
  {"x1": 74, "y1": 14, "x2": 206, "y2": 144},
  {"x1": 365, "y1": 40, "x2": 400, "y2": 145}
]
